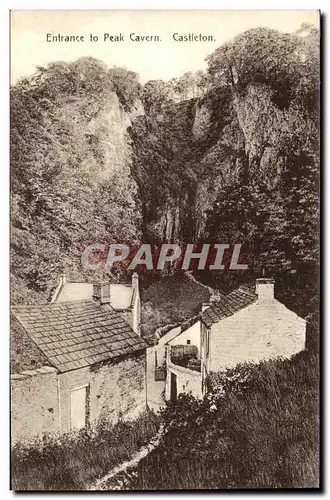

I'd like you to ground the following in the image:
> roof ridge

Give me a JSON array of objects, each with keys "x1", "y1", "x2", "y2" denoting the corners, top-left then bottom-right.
[
  {"x1": 64, "y1": 279, "x2": 131, "y2": 285},
  {"x1": 12, "y1": 298, "x2": 95, "y2": 310}
]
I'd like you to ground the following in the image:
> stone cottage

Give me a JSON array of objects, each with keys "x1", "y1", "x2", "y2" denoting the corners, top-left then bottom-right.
[
  {"x1": 11, "y1": 274, "x2": 146, "y2": 444},
  {"x1": 147, "y1": 278, "x2": 306, "y2": 405}
]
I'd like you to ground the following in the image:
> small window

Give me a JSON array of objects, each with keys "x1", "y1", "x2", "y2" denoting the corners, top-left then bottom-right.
[{"x1": 186, "y1": 340, "x2": 191, "y2": 345}]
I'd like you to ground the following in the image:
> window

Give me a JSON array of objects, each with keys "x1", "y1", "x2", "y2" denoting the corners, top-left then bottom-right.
[{"x1": 186, "y1": 339, "x2": 191, "y2": 345}]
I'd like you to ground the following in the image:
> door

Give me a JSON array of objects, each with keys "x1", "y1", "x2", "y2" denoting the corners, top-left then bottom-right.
[
  {"x1": 170, "y1": 372, "x2": 177, "y2": 402},
  {"x1": 70, "y1": 386, "x2": 88, "y2": 431}
]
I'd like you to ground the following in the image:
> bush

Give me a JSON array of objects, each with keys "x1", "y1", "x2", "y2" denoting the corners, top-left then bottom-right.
[
  {"x1": 12, "y1": 410, "x2": 159, "y2": 491},
  {"x1": 127, "y1": 351, "x2": 319, "y2": 490}
]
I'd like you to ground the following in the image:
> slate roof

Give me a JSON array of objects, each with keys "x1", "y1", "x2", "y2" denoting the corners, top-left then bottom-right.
[
  {"x1": 11, "y1": 300, "x2": 146, "y2": 373},
  {"x1": 201, "y1": 284, "x2": 257, "y2": 328},
  {"x1": 11, "y1": 318, "x2": 50, "y2": 374}
]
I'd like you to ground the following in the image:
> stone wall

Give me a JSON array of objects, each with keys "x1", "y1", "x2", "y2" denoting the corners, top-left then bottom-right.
[
  {"x1": 146, "y1": 346, "x2": 166, "y2": 411},
  {"x1": 11, "y1": 318, "x2": 50, "y2": 373},
  {"x1": 11, "y1": 352, "x2": 146, "y2": 443},
  {"x1": 146, "y1": 321, "x2": 202, "y2": 409},
  {"x1": 58, "y1": 352, "x2": 146, "y2": 433},
  {"x1": 11, "y1": 366, "x2": 59, "y2": 445},
  {"x1": 165, "y1": 359, "x2": 203, "y2": 400},
  {"x1": 209, "y1": 299, "x2": 306, "y2": 372}
]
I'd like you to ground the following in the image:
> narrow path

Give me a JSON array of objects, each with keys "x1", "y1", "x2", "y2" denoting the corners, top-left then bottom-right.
[
  {"x1": 184, "y1": 271, "x2": 221, "y2": 299},
  {"x1": 89, "y1": 425, "x2": 164, "y2": 491}
]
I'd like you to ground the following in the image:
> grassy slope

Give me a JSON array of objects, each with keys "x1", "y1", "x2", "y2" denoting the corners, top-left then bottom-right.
[
  {"x1": 140, "y1": 272, "x2": 211, "y2": 337},
  {"x1": 12, "y1": 411, "x2": 159, "y2": 491},
  {"x1": 126, "y1": 351, "x2": 319, "y2": 490}
]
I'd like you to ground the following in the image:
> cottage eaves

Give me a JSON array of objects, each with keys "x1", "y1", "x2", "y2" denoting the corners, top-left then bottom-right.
[{"x1": 200, "y1": 284, "x2": 258, "y2": 328}]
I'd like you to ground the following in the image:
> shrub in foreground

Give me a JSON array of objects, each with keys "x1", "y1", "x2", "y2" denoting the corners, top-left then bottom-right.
[
  {"x1": 12, "y1": 410, "x2": 159, "y2": 491},
  {"x1": 128, "y1": 351, "x2": 319, "y2": 490}
]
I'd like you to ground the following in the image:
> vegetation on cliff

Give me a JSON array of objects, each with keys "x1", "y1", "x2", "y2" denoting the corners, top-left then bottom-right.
[
  {"x1": 11, "y1": 59, "x2": 142, "y2": 303},
  {"x1": 131, "y1": 24, "x2": 319, "y2": 346},
  {"x1": 11, "y1": 25, "x2": 319, "y2": 345}
]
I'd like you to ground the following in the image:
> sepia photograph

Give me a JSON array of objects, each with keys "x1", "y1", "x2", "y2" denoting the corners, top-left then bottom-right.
[{"x1": 10, "y1": 9, "x2": 320, "y2": 491}]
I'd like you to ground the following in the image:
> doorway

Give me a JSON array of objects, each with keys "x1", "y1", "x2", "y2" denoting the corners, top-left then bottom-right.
[
  {"x1": 170, "y1": 372, "x2": 177, "y2": 402},
  {"x1": 70, "y1": 385, "x2": 89, "y2": 430}
]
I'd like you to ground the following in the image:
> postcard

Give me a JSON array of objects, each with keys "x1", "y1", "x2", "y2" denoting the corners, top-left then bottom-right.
[{"x1": 10, "y1": 10, "x2": 320, "y2": 491}]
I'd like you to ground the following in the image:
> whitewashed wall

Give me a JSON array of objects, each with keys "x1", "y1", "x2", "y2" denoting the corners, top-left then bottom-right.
[{"x1": 208, "y1": 299, "x2": 306, "y2": 372}]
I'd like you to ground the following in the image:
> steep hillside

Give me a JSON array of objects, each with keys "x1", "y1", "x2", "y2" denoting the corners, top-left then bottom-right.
[
  {"x1": 11, "y1": 59, "x2": 143, "y2": 303},
  {"x1": 130, "y1": 25, "x2": 318, "y2": 253},
  {"x1": 128, "y1": 25, "x2": 319, "y2": 339},
  {"x1": 139, "y1": 272, "x2": 211, "y2": 337},
  {"x1": 10, "y1": 25, "x2": 319, "y2": 337}
]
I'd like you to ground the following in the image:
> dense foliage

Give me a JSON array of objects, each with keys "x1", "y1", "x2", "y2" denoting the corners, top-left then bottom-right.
[
  {"x1": 11, "y1": 58, "x2": 142, "y2": 303},
  {"x1": 123, "y1": 352, "x2": 319, "y2": 490},
  {"x1": 131, "y1": 24, "x2": 319, "y2": 244}
]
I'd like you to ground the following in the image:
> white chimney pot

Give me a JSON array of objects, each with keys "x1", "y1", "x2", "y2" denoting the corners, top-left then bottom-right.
[
  {"x1": 256, "y1": 278, "x2": 275, "y2": 302},
  {"x1": 93, "y1": 283, "x2": 110, "y2": 304}
]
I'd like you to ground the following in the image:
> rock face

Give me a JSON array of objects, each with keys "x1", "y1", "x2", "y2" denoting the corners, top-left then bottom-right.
[
  {"x1": 232, "y1": 84, "x2": 284, "y2": 185},
  {"x1": 10, "y1": 60, "x2": 145, "y2": 303},
  {"x1": 129, "y1": 84, "x2": 247, "y2": 242},
  {"x1": 89, "y1": 92, "x2": 144, "y2": 180},
  {"x1": 130, "y1": 72, "x2": 314, "y2": 243},
  {"x1": 192, "y1": 101, "x2": 212, "y2": 140},
  {"x1": 11, "y1": 44, "x2": 318, "y2": 304}
]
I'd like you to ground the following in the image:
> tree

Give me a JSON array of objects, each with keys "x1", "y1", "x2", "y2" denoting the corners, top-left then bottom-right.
[
  {"x1": 142, "y1": 79, "x2": 172, "y2": 113},
  {"x1": 108, "y1": 66, "x2": 142, "y2": 111}
]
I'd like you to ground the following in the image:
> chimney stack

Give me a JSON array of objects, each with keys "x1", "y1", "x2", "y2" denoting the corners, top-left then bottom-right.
[
  {"x1": 132, "y1": 272, "x2": 139, "y2": 292},
  {"x1": 93, "y1": 282, "x2": 110, "y2": 305},
  {"x1": 131, "y1": 273, "x2": 141, "y2": 335},
  {"x1": 256, "y1": 278, "x2": 275, "y2": 302}
]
